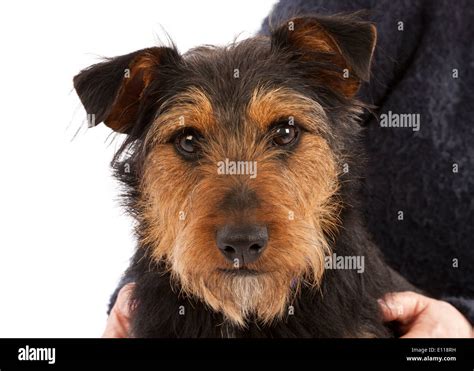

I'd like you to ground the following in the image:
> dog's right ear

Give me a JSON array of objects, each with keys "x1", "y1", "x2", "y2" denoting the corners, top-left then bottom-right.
[{"x1": 73, "y1": 47, "x2": 181, "y2": 134}]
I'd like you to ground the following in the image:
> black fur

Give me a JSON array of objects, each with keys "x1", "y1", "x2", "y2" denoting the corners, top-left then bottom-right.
[{"x1": 121, "y1": 214, "x2": 414, "y2": 338}]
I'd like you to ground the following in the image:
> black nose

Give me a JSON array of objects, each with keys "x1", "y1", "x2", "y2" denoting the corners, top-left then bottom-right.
[{"x1": 216, "y1": 224, "x2": 268, "y2": 266}]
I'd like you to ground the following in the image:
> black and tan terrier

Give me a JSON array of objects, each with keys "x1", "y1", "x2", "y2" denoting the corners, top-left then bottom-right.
[{"x1": 74, "y1": 13, "x2": 415, "y2": 337}]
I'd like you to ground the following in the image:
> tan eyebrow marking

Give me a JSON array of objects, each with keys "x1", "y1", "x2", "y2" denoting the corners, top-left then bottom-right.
[
  {"x1": 247, "y1": 86, "x2": 330, "y2": 135},
  {"x1": 145, "y1": 87, "x2": 215, "y2": 146}
]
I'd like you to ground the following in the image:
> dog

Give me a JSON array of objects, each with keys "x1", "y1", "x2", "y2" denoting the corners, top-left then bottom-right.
[{"x1": 74, "y1": 13, "x2": 415, "y2": 337}]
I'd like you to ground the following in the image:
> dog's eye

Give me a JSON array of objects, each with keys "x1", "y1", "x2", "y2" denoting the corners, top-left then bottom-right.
[
  {"x1": 272, "y1": 122, "x2": 300, "y2": 147},
  {"x1": 174, "y1": 129, "x2": 202, "y2": 158}
]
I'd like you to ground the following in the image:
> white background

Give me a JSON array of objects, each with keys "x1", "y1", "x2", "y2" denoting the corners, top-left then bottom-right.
[{"x1": 0, "y1": 0, "x2": 277, "y2": 337}]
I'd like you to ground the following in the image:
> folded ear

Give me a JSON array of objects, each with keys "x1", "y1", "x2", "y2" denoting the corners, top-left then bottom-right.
[
  {"x1": 73, "y1": 47, "x2": 180, "y2": 133},
  {"x1": 271, "y1": 14, "x2": 377, "y2": 98}
]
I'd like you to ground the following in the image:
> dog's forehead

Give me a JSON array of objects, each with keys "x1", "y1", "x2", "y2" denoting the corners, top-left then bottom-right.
[
  {"x1": 146, "y1": 38, "x2": 329, "y2": 144},
  {"x1": 181, "y1": 38, "x2": 282, "y2": 105}
]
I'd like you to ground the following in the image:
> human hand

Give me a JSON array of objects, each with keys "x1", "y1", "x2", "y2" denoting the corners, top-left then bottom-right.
[
  {"x1": 379, "y1": 291, "x2": 473, "y2": 338},
  {"x1": 102, "y1": 283, "x2": 135, "y2": 338}
]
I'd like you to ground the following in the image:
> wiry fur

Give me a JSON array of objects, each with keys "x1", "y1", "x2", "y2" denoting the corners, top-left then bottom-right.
[{"x1": 74, "y1": 13, "x2": 416, "y2": 337}]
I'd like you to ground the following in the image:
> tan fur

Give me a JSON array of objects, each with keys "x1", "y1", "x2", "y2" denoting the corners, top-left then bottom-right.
[
  {"x1": 139, "y1": 86, "x2": 341, "y2": 326},
  {"x1": 145, "y1": 86, "x2": 216, "y2": 146},
  {"x1": 247, "y1": 86, "x2": 330, "y2": 135},
  {"x1": 287, "y1": 18, "x2": 362, "y2": 97},
  {"x1": 107, "y1": 49, "x2": 164, "y2": 132}
]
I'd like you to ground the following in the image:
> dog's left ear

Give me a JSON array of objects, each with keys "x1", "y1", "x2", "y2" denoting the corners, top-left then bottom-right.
[
  {"x1": 271, "y1": 14, "x2": 377, "y2": 97},
  {"x1": 73, "y1": 47, "x2": 180, "y2": 134}
]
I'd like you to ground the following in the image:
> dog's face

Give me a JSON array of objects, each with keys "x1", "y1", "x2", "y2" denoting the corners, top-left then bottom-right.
[{"x1": 74, "y1": 15, "x2": 376, "y2": 326}]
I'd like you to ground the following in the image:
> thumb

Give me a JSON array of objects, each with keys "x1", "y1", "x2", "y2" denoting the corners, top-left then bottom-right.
[
  {"x1": 378, "y1": 291, "x2": 430, "y2": 325},
  {"x1": 102, "y1": 283, "x2": 136, "y2": 338}
]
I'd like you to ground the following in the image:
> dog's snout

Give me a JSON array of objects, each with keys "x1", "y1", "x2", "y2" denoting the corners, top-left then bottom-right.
[{"x1": 216, "y1": 224, "x2": 268, "y2": 265}]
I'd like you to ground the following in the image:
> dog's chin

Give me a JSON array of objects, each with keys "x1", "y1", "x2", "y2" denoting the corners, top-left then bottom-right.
[{"x1": 176, "y1": 268, "x2": 299, "y2": 327}]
